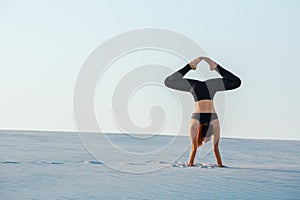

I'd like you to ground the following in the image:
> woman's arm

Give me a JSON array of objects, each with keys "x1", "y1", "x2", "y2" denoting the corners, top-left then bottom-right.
[
  {"x1": 211, "y1": 121, "x2": 224, "y2": 167},
  {"x1": 212, "y1": 137, "x2": 223, "y2": 167}
]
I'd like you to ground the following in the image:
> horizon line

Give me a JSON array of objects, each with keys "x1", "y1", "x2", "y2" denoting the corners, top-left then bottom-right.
[{"x1": 0, "y1": 128, "x2": 299, "y2": 142}]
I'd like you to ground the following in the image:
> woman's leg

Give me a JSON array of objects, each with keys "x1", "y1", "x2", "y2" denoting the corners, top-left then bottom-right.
[
  {"x1": 215, "y1": 65, "x2": 242, "y2": 89},
  {"x1": 187, "y1": 119, "x2": 200, "y2": 166},
  {"x1": 203, "y1": 57, "x2": 242, "y2": 91},
  {"x1": 164, "y1": 57, "x2": 202, "y2": 92},
  {"x1": 164, "y1": 64, "x2": 194, "y2": 92}
]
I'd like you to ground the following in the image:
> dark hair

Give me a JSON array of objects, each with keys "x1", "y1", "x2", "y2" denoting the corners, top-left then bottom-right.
[{"x1": 197, "y1": 123, "x2": 213, "y2": 147}]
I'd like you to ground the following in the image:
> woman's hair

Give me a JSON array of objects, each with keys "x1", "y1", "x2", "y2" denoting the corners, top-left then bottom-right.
[{"x1": 197, "y1": 123, "x2": 214, "y2": 147}]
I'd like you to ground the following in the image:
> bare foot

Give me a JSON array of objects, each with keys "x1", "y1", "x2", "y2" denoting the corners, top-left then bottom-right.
[
  {"x1": 189, "y1": 57, "x2": 203, "y2": 70},
  {"x1": 203, "y1": 57, "x2": 218, "y2": 70}
]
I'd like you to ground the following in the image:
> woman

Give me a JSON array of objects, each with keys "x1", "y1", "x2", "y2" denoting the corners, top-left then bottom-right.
[{"x1": 164, "y1": 57, "x2": 241, "y2": 167}]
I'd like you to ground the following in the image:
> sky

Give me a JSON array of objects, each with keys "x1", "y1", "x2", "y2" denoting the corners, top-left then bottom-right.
[{"x1": 0, "y1": 0, "x2": 300, "y2": 140}]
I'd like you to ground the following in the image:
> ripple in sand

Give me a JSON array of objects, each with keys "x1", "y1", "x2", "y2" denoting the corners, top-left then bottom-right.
[
  {"x1": 0, "y1": 161, "x2": 20, "y2": 164},
  {"x1": 82, "y1": 160, "x2": 103, "y2": 164},
  {"x1": 38, "y1": 161, "x2": 64, "y2": 165}
]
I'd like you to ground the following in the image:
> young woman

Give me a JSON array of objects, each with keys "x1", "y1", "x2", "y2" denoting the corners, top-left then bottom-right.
[{"x1": 164, "y1": 57, "x2": 241, "y2": 167}]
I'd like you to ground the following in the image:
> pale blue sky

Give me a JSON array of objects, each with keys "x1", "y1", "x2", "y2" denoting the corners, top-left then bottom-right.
[{"x1": 0, "y1": 0, "x2": 299, "y2": 140}]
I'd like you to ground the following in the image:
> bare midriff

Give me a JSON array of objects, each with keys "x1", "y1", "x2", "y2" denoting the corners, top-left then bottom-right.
[{"x1": 193, "y1": 100, "x2": 216, "y2": 113}]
